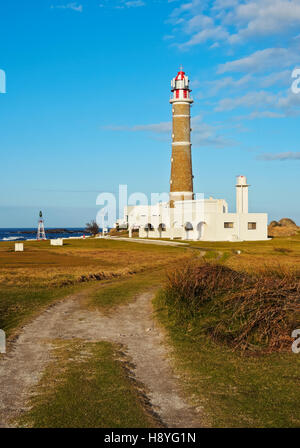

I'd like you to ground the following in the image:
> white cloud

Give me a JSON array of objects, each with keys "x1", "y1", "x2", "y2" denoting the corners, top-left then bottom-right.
[
  {"x1": 237, "y1": 110, "x2": 285, "y2": 120},
  {"x1": 212, "y1": 0, "x2": 240, "y2": 10},
  {"x1": 198, "y1": 72, "x2": 293, "y2": 112},
  {"x1": 168, "y1": 1, "x2": 229, "y2": 48},
  {"x1": 228, "y1": 0, "x2": 300, "y2": 43},
  {"x1": 190, "y1": 114, "x2": 237, "y2": 147},
  {"x1": 210, "y1": 42, "x2": 220, "y2": 49},
  {"x1": 215, "y1": 90, "x2": 278, "y2": 111},
  {"x1": 277, "y1": 89, "x2": 300, "y2": 114},
  {"x1": 132, "y1": 122, "x2": 171, "y2": 132},
  {"x1": 259, "y1": 70, "x2": 291, "y2": 87},
  {"x1": 167, "y1": 0, "x2": 300, "y2": 48},
  {"x1": 163, "y1": 34, "x2": 175, "y2": 40},
  {"x1": 214, "y1": 85, "x2": 300, "y2": 116},
  {"x1": 179, "y1": 26, "x2": 229, "y2": 49},
  {"x1": 184, "y1": 14, "x2": 214, "y2": 34},
  {"x1": 206, "y1": 74, "x2": 252, "y2": 94},
  {"x1": 125, "y1": 0, "x2": 145, "y2": 7},
  {"x1": 102, "y1": 115, "x2": 236, "y2": 148},
  {"x1": 99, "y1": 0, "x2": 146, "y2": 9},
  {"x1": 200, "y1": 70, "x2": 290, "y2": 99},
  {"x1": 51, "y1": 2, "x2": 83, "y2": 12},
  {"x1": 218, "y1": 48, "x2": 299, "y2": 74},
  {"x1": 103, "y1": 122, "x2": 171, "y2": 133},
  {"x1": 258, "y1": 151, "x2": 300, "y2": 160}
]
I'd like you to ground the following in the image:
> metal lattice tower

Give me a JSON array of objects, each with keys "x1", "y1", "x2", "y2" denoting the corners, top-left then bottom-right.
[{"x1": 37, "y1": 210, "x2": 46, "y2": 240}]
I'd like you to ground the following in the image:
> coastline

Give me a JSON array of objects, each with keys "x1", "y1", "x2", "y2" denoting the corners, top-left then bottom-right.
[{"x1": 0, "y1": 228, "x2": 92, "y2": 242}]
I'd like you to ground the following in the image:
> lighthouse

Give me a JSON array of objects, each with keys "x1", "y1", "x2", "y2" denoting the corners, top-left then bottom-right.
[
  {"x1": 169, "y1": 68, "x2": 194, "y2": 205},
  {"x1": 116, "y1": 68, "x2": 268, "y2": 242}
]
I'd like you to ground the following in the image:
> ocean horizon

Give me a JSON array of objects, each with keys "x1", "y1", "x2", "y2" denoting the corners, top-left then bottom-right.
[{"x1": 0, "y1": 228, "x2": 94, "y2": 241}]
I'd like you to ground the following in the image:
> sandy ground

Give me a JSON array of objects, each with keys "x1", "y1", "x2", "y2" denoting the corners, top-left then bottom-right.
[{"x1": 0, "y1": 289, "x2": 202, "y2": 428}]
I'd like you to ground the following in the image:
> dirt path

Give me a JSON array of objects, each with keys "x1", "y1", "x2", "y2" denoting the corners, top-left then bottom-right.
[
  {"x1": 108, "y1": 237, "x2": 189, "y2": 246},
  {"x1": 0, "y1": 290, "x2": 202, "y2": 428}
]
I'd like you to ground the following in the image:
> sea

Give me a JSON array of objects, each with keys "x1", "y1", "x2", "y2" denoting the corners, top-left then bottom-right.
[{"x1": 0, "y1": 228, "x2": 88, "y2": 242}]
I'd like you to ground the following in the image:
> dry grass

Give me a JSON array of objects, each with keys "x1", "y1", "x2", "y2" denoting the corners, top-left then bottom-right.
[
  {"x1": 187, "y1": 232, "x2": 300, "y2": 272},
  {"x1": 155, "y1": 259, "x2": 300, "y2": 427},
  {"x1": 0, "y1": 238, "x2": 189, "y2": 288},
  {"x1": 0, "y1": 238, "x2": 189, "y2": 336},
  {"x1": 163, "y1": 260, "x2": 300, "y2": 352},
  {"x1": 213, "y1": 270, "x2": 300, "y2": 352}
]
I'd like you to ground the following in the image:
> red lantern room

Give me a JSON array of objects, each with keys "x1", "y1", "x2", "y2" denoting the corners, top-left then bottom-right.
[{"x1": 170, "y1": 67, "x2": 193, "y2": 103}]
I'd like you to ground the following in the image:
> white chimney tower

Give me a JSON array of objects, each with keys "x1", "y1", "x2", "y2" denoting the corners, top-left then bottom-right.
[{"x1": 236, "y1": 175, "x2": 249, "y2": 214}]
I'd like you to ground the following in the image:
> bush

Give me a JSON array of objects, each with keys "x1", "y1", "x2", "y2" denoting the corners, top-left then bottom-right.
[
  {"x1": 162, "y1": 261, "x2": 300, "y2": 352},
  {"x1": 85, "y1": 220, "x2": 99, "y2": 236},
  {"x1": 165, "y1": 261, "x2": 246, "y2": 315}
]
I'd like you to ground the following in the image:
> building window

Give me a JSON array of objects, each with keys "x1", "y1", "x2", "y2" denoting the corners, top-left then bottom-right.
[
  {"x1": 248, "y1": 222, "x2": 257, "y2": 230},
  {"x1": 224, "y1": 222, "x2": 234, "y2": 228}
]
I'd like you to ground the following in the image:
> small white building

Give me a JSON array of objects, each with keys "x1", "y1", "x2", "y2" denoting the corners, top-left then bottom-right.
[
  {"x1": 15, "y1": 243, "x2": 24, "y2": 251},
  {"x1": 117, "y1": 176, "x2": 268, "y2": 242},
  {"x1": 50, "y1": 238, "x2": 64, "y2": 246}
]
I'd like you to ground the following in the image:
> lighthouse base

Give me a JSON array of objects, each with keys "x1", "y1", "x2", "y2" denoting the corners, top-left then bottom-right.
[
  {"x1": 170, "y1": 191, "x2": 194, "y2": 204},
  {"x1": 116, "y1": 195, "x2": 268, "y2": 242}
]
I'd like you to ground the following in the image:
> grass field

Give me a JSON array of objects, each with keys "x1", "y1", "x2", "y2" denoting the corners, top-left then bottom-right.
[
  {"x1": 1, "y1": 234, "x2": 300, "y2": 428},
  {"x1": 0, "y1": 237, "x2": 188, "y2": 288},
  {"x1": 0, "y1": 238, "x2": 189, "y2": 337},
  {"x1": 85, "y1": 268, "x2": 166, "y2": 312},
  {"x1": 18, "y1": 340, "x2": 160, "y2": 428},
  {"x1": 153, "y1": 247, "x2": 300, "y2": 427},
  {"x1": 153, "y1": 298, "x2": 300, "y2": 427},
  {"x1": 189, "y1": 232, "x2": 300, "y2": 272}
]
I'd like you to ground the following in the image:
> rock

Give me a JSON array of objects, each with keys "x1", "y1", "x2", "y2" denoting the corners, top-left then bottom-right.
[
  {"x1": 278, "y1": 218, "x2": 297, "y2": 227},
  {"x1": 269, "y1": 220, "x2": 280, "y2": 228},
  {"x1": 268, "y1": 217, "x2": 299, "y2": 237}
]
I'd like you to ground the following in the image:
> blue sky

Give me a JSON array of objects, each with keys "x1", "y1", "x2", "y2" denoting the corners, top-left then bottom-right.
[{"x1": 0, "y1": 0, "x2": 299, "y2": 227}]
